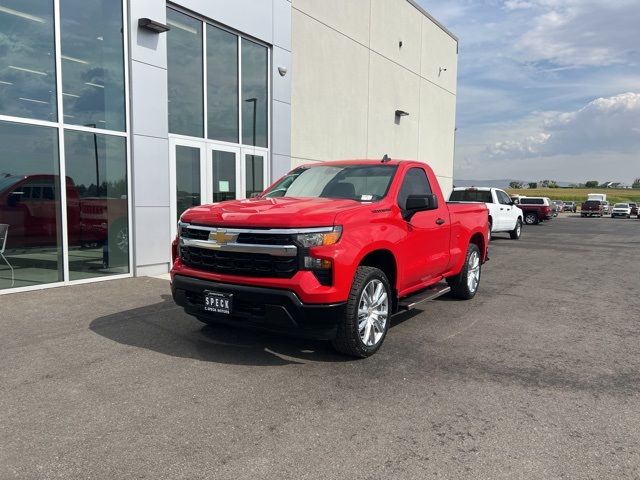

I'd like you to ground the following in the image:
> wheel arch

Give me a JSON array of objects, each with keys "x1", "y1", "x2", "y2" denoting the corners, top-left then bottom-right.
[{"x1": 358, "y1": 249, "x2": 398, "y2": 312}]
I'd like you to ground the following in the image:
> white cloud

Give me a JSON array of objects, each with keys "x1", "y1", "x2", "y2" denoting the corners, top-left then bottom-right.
[
  {"x1": 486, "y1": 92, "x2": 640, "y2": 159},
  {"x1": 515, "y1": 1, "x2": 640, "y2": 67}
]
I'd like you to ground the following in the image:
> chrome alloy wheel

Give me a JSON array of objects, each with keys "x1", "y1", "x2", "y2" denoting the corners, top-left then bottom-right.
[
  {"x1": 467, "y1": 250, "x2": 481, "y2": 294},
  {"x1": 516, "y1": 222, "x2": 522, "y2": 237},
  {"x1": 358, "y1": 279, "x2": 389, "y2": 347}
]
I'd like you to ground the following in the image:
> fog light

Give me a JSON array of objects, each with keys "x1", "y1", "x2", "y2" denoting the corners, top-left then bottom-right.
[{"x1": 304, "y1": 256, "x2": 332, "y2": 269}]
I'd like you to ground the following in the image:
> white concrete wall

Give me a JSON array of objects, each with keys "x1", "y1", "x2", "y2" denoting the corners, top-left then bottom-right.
[{"x1": 291, "y1": 0, "x2": 457, "y2": 194}]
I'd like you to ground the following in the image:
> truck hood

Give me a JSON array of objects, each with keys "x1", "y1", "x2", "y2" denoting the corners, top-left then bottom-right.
[{"x1": 180, "y1": 197, "x2": 366, "y2": 228}]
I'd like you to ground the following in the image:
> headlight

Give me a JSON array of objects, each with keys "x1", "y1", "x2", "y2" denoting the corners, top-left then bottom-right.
[{"x1": 295, "y1": 226, "x2": 342, "y2": 247}]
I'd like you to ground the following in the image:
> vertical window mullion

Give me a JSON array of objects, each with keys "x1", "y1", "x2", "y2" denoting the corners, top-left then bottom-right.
[
  {"x1": 202, "y1": 20, "x2": 208, "y2": 141},
  {"x1": 53, "y1": 0, "x2": 69, "y2": 283},
  {"x1": 237, "y1": 36, "x2": 244, "y2": 199}
]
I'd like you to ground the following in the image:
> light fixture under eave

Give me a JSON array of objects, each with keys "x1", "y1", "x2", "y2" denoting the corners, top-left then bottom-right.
[
  {"x1": 0, "y1": 6, "x2": 45, "y2": 23},
  {"x1": 138, "y1": 18, "x2": 170, "y2": 34},
  {"x1": 395, "y1": 110, "x2": 410, "y2": 117},
  {"x1": 278, "y1": 66, "x2": 288, "y2": 77}
]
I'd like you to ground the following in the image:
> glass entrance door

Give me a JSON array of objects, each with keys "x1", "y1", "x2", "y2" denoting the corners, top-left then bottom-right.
[
  {"x1": 242, "y1": 148, "x2": 269, "y2": 198},
  {"x1": 170, "y1": 138, "x2": 206, "y2": 237},
  {"x1": 207, "y1": 145, "x2": 240, "y2": 203}
]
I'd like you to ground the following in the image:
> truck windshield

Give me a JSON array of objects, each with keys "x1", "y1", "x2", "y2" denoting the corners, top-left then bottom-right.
[
  {"x1": 449, "y1": 190, "x2": 492, "y2": 203},
  {"x1": 614, "y1": 204, "x2": 628, "y2": 208},
  {"x1": 263, "y1": 165, "x2": 397, "y2": 201}
]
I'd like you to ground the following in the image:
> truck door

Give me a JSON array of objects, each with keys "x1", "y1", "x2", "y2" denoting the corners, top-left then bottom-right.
[
  {"x1": 396, "y1": 167, "x2": 450, "y2": 290},
  {"x1": 495, "y1": 189, "x2": 516, "y2": 229}
]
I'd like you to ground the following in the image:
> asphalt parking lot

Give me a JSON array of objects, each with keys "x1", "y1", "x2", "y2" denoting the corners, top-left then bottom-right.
[{"x1": 1, "y1": 215, "x2": 639, "y2": 479}]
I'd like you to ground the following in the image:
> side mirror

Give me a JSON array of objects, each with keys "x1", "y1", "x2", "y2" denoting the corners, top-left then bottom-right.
[{"x1": 404, "y1": 194, "x2": 438, "y2": 220}]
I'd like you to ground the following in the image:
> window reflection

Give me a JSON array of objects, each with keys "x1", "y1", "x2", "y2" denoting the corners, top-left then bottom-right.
[
  {"x1": 64, "y1": 130, "x2": 128, "y2": 280},
  {"x1": 245, "y1": 154, "x2": 264, "y2": 197},
  {"x1": 212, "y1": 150, "x2": 236, "y2": 202},
  {"x1": 0, "y1": 0, "x2": 57, "y2": 121},
  {"x1": 60, "y1": 0, "x2": 126, "y2": 131},
  {"x1": 176, "y1": 146, "x2": 201, "y2": 220},
  {"x1": 0, "y1": 121, "x2": 62, "y2": 290},
  {"x1": 241, "y1": 39, "x2": 268, "y2": 147},
  {"x1": 207, "y1": 24, "x2": 238, "y2": 143},
  {"x1": 167, "y1": 8, "x2": 203, "y2": 137}
]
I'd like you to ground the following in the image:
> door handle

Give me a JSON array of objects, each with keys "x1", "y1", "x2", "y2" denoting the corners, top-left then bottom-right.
[{"x1": 435, "y1": 218, "x2": 445, "y2": 225}]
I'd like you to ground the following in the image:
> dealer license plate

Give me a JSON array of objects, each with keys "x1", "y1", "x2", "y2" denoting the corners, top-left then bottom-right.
[{"x1": 203, "y1": 291, "x2": 233, "y2": 315}]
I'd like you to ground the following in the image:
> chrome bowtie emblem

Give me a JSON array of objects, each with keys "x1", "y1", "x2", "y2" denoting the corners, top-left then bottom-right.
[{"x1": 209, "y1": 230, "x2": 237, "y2": 245}]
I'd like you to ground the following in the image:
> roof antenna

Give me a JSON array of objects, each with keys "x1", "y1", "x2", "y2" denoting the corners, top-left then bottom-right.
[{"x1": 381, "y1": 154, "x2": 391, "y2": 163}]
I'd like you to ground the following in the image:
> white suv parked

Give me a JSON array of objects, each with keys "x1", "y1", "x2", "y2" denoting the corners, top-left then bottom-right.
[{"x1": 449, "y1": 187, "x2": 524, "y2": 239}]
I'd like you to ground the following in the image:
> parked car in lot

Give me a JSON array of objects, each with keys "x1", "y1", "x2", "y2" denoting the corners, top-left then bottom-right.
[
  {"x1": 563, "y1": 201, "x2": 577, "y2": 213},
  {"x1": 581, "y1": 200, "x2": 604, "y2": 217},
  {"x1": 171, "y1": 160, "x2": 489, "y2": 358},
  {"x1": 514, "y1": 197, "x2": 553, "y2": 224},
  {"x1": 611, "y1": 203, "x2": 632, "y2": 218},
  {"x1": 602, "y1": 201, "x2": 611, "y2": 214},
  {"x1": 449, "y1": 187, "x2": 523, "y2": 240},
  {"x1": 552, "y1": 200, "x2": 564, "y2": 216},
  {"x1": 629, "y1": 202, "x2": 638, "y2": 217}
]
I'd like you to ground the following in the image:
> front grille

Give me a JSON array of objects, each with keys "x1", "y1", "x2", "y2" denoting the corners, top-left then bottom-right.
[
  {"x1": 181, "y1": 246, "x2": 298, "y2": 278},
  {"x1": 180, "y1": 226, "x2": 209, "y2": 241},
  {"x1": 236, "y1": 232, "x2": 293, "y2": 245}
]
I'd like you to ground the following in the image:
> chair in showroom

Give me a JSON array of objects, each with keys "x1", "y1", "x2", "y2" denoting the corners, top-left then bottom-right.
[{"x1": 0, "y1": 224, "x2": 14, "y2": 287}]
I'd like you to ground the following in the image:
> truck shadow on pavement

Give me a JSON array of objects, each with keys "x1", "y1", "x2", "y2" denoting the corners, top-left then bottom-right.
[{"x1": 89, "y1": 294, "x2": 420, "y2": 366}]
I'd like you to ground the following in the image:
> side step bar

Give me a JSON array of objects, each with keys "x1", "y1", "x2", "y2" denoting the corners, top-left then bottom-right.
[{"x1": 398, "y1": 284, "x2": 451, "y2": 311}]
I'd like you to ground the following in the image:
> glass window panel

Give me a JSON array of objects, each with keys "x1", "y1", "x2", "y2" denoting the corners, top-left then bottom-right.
[
  {"x1": 176, "y1": 145, "x2": 200, "y2": 220},
  {"x1": 60, "y1": 0, "x2": 125, "y2": 131},
  {"x1": 241, "y1": 39, "x2": 267, "y2": 148},
  {"x1": 0, "y1": 121, "x2": 62, "y2": 290},
  {"x1": 245, "y1": 154, "x2": 264, "y2": 198},
  {"x1": 167, "y1": 8, "x2": 203, "y2": 137},
  {"x1": 212, "y1": 150, "x2": 236, "y2": 202},
  {"x1": 64, "y1": 130, "x2": 128, "y2": 280},
  {"x1": 0, "y1": 0, "x2": 57, "y2": 121},
  {"x1": 207, "y1": 24, "x2": 238, "y2": 143}
]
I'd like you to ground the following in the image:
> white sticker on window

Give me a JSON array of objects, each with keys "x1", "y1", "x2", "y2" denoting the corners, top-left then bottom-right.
[
  {"x1": 219, "y1": 180, "x2": 230, "y2": 193},
  {"x1": 361, "y1": 194, "x2": 373, "y2": 201}
]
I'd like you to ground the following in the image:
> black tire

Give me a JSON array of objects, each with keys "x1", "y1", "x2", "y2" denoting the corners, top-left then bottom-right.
[
  {"x1": 509, "y1": 219, "x2": 522, "y2": 239},
  {"x1": 332, "y1": 266, "x2": 392, "y2": 358},
  {"x1": 446, "y1": 243, "x2": 482, "y2": 300},
  {"x1": 581, "y1": 213, "x2": 586, "y2": 217},
  {"x1": 488, "y1": 220, "x2": 493, "y2": 241},
  {"x1": 524, "y1": 212, "x2": 538, "y2": 225}
]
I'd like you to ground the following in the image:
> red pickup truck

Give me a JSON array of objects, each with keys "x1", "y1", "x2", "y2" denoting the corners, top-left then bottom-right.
[
  {"x1": 0, "y1": 174, "x2": 128, "y2": 259},
  {"x1": 171, "y1": 160, "x2": 489, "y2": 357}
]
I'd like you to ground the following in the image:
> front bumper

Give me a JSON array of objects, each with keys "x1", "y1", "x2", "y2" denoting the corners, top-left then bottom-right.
[{"x1": 171, "y1": 275, "x2": 345, "y2": 340}]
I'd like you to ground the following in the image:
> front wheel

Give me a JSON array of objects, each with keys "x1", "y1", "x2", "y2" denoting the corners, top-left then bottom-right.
[
  {"x1": 510, "y1": 219, "x2": 522, "y2": 239},
  {"x1": 447, "y1": 243, "x2": 482, "y2": 300},
  {"x1": 332, "y1": 266, "x2": 391, "y2": 358},
  {"x1": 524, "y1": 212, "x2": 538, "y2": 225}
]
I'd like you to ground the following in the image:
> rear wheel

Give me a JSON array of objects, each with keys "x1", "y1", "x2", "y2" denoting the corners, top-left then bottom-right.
[
  {"x1": 447, "y1": 244, "x2": 482, "y2": 300},
  {"x1": 332, "y1": 266, "x2": 391, "y2": 358},
  {"x1": 509, "y1": 219, "x2": 522, "y2": 239},
  {"x1": 524, "y1": 212, "x2": 538, "y2": 225}
]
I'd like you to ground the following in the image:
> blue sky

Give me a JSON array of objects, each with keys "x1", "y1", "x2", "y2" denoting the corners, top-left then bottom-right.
[{"x1": 419, "y1": 0, "x2": 640, "y2": 184}]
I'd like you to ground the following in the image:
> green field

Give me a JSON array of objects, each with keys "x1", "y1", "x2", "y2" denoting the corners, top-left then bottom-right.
[{"x1": 506, "y1": 188, "x2": 640, "y2": 204}]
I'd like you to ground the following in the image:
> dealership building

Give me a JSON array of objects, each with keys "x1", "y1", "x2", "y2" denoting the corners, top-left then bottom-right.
[{"x1": 0, "y1": 0, "x2": 458, "y2": 293}]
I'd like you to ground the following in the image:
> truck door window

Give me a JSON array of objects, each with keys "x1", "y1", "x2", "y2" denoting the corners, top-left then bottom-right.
[
  {"x1": 497, "y1": 191, "x2": 512, "y2": 205},
  {"x1": 397, "y1": 168, "x2": 432, "y2": 210}
]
